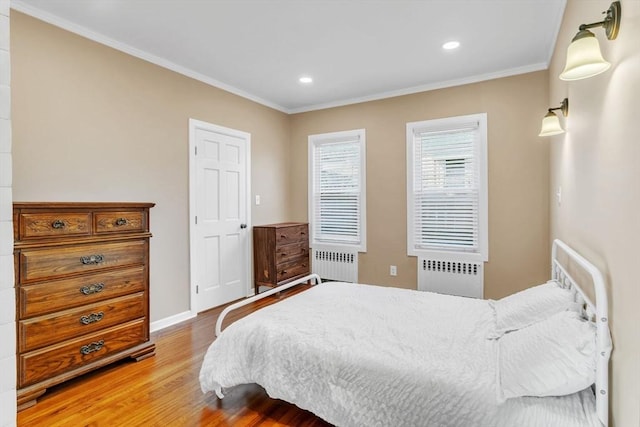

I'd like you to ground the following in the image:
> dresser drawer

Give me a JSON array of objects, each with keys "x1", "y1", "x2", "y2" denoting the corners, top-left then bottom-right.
[
  {"x1": 18, "y1": 266, "x2": 146, "y2": 318},
  {"x1": 18, "y1": 319, "x2": 147, "y2": 388},
  {"x1": 18, "y1": 212, "x2": 91, "y2": 240},
  {"x1": 276, "y1": 257, "x2": 310, "y2": 282},
  {"x1": 275, "y1": 242, "x2": 309, "y2": 264},
  {"x1": 94, "y1": 211, "x2": 146, "y2": 234},
  {"x1": 275, "y1": 225, "x2": 308, "y2": 245},
  {"x1": 19, "y1": 240, "x2": 147, "y2": 283},
  {"x1": 19, "y1": 293, "x2": 145, "y2": 352}
]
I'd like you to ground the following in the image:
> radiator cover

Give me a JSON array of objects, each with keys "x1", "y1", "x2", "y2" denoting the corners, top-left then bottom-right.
[
  {"x1": 311, "y1": 248, "x2": 358, "y2": 282},
  {"x1": 418, "y1": 257, "x2": 484, "y2": 298}
]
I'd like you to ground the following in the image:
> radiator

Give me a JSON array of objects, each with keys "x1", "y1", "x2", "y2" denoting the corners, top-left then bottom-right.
[
  {"x1": 418, "y1": 257, "x2": 484, "y2": 298},
  {"x1": 311, "y1": 248, "x2": 358, "y2": 282}
]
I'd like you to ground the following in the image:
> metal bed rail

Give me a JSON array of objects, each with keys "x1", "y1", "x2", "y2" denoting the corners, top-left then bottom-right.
[
  {"x1": 552, "y1": 239, "x2": 612, "y2": 427},
  {"x1": 215, "y1": 273, "x2": 321, "y2": 337}
]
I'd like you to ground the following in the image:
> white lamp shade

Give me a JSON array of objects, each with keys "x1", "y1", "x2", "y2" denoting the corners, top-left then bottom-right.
[
  {"x1": 539, "y1": 112, "x2": 565, "y2": 137},
  {"x1": 560, "y1": 34, "x2": 611, "y2": 81}
]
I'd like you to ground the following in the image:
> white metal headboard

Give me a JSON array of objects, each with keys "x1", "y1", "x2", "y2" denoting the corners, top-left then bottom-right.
[{"x1": 551, "y1": 239, "x2": 612, "y2": 427}]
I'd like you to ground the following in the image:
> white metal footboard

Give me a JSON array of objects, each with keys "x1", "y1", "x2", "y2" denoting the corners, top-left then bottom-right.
[
  {"x1": 215, "y1": 274, "x2": 321, "y2": 337},
  {"x1": 552, "y1": 239, "x2": 612, "y2": 427}
]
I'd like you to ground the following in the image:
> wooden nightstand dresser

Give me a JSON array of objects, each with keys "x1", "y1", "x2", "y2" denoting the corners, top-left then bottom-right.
[
  {"x1": 13, "y1": 202, "x2": 155, "y2": 410},
  {"x1": 253, "y1": 222, "x2": 310, "y2": 293}
]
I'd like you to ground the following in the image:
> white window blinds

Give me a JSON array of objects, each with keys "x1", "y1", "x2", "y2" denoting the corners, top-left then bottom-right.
[
  {"x1": 309, "y1": 130, "x2": 366, "y2": 250},
  {"x1": 407, "y1": 114, "x2": 488, "y2": 261}
]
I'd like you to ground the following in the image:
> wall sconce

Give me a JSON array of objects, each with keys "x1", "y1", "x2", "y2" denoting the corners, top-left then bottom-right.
[
  {"x1": 560, "y1": 1, "x2": 621, "y2": 81},
  {"x1": 539, "y1": 98, "x2": 569, "y2": 137}
]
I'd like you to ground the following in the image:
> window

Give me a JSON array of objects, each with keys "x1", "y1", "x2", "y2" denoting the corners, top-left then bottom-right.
[
  {"x1": 308, "y1": 129, "x2": 366, "y2": 251},
  {"x1": 406, "y1": 114, "x2": 488, "y2": 261}
]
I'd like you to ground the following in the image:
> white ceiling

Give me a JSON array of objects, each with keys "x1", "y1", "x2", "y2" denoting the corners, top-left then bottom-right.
[{"x1": 12, "y1": 0, "x2": 566, "y2": 113}]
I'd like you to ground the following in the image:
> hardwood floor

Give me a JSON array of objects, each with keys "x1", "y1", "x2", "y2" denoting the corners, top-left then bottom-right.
[{"x1": 17, "y1": 285, "x2": 332, "y2": 426}]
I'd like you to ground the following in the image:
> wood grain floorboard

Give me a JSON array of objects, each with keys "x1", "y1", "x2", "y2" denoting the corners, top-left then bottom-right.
[{"x1": 17, "y1": 285, "x2": 332, "y2": 427}]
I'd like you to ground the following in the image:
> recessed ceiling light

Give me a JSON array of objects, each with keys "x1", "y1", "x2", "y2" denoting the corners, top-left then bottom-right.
[
  {"x1": 299, "y1": 76, "x2": 313, "y2": 84},
  {"x1": 442, "y1": 41, "x2": 460, "y2": 50}
]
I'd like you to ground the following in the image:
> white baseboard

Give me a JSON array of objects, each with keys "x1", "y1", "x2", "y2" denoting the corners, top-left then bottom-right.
[{"x1": 150, "y1": 310, "x2": 196, "y2": 333}]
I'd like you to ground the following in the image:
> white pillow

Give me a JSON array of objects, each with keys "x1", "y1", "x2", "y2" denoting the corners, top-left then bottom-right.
[
  {"x1": 497, "y1": 310, "x2": 596, "y2": 401},
  {"x1": 489, "y1": 281, "x2": 576, "y2": 338}
]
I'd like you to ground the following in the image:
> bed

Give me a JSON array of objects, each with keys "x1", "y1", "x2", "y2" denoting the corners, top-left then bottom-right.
[{"x1": 200, "y1": 240, "x2": 612, "y2": 427}]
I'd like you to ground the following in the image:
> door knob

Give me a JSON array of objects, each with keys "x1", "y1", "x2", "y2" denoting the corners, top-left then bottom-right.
[{"x1": 240, "y1": 223, "x2": 247, "y2": 229}]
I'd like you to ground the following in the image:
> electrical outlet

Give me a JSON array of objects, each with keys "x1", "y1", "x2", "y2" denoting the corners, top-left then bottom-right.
[
  {"x1": 390, "y1": 265, "x2": 397, "y2": 276},
  {"x1": 255, "y1": 195, "x2": 261, "y2": 205}
]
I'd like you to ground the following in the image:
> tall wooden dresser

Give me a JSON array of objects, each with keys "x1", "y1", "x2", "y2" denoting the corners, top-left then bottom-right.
[
  {"x1": 13, "y1": 202, "x2": 155, "y2": 410},
  {"x1": 253, "y1": 222, "x2": 310, "y2": 293}
]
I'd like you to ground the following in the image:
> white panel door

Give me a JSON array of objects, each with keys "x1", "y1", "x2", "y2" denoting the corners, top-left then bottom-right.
[{"x1": 191, "y1": 120, "x2": 250, "y2": 313}]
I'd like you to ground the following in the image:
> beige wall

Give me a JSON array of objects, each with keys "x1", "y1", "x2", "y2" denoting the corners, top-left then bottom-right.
[
  {"x1": 290, "y1": 71, "x2": 551, "y2": 299},
  {"x1": 548, "y1": 1, "x2": 640, "y2": 426},
  {"x1": 10, "y1": 12, "x2": 291, "y2": 321}
]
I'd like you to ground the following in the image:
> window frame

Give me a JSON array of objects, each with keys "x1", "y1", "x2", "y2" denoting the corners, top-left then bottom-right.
[
  {"x1": 308, "y1": 129, "x2": 367, "y2": 252},
  {"x1": 406, "y1": 113, "x2": 488, "y2": 262}
]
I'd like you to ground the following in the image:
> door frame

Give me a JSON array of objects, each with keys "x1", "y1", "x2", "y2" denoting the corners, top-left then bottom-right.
[{"x1": 188, "y1": 118, "x2": 252, "y2": 316}]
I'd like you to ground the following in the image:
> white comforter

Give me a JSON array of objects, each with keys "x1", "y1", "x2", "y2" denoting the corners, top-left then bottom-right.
[{"x1": 200, "y1": 282, "x2": 599, "y2": 427}]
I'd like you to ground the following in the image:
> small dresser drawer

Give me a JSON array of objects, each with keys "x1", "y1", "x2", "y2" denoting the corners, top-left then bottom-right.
[
  {"x1": 275, "y1": 224, "x2": 308, "y2": 245},
  {"x1": 94, "y1": 211, "x2": 146, "y2": 234},
  {"x1": 276, "y1": 257, "x2": 310, "y2": 282},
  {"x1": 19, "y1": 240, "x2": 147, "y2": 283},
  {"x1": 18, "y1": 319, "x2": 147, "y2": 388},
  {"x1": 18, "y1": 266, "x2": 146, "y2": 318},
  {"x1": 19, "y1": 293, "x2": 145, "y2": 352},
  {"x1": 18, "y1": 212, "x2": 91, "y2": 240},
  {"x1": 275, "y1": 242, "x2": 309, "y2": 264},
  {"x1": 253, "y1": 222, "x2": 309, "y2": 291}
]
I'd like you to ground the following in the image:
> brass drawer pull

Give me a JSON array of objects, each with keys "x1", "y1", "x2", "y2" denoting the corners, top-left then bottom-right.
[
  {"x1": 80, "y1": 339, "x2": 105, "y2": 355},
  {"x1": 80, "y1": 282, "x2": 105, "y2": 295},
  {"x1": 115, "y1": 217, "x2": 128, "y2": 226},
  {"x1": 80, "y1": 311, "x2": 104, "y2": 325},
  {"x1": 51, "y1": 219, "x2": 66, "y2": 229},
  {"x1": 81, "y1": 254, "x2": 104, "y2": 265}
]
